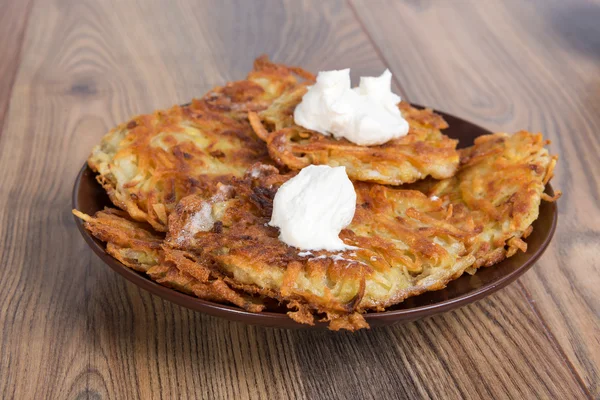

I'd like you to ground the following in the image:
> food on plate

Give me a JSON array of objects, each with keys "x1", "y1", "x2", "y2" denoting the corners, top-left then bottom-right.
[
  {"x1": 249, "y1": 70, "x2": 459, "y2": 185},
  {"x1": 73, "y1": 56, "x2": 560, "y2": 331},
  {"x1": 87, "y1": 56, "x2": 313, "y2": 231},
  {"x1": 160, "y1": 131, "x2": 557, "y2": 330}
]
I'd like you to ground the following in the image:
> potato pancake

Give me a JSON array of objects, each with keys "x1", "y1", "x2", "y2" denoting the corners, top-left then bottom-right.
[
  {"x1": 73, "y1": 208, "x2": 266, "y2": 312},
  {"x1": 88, "y1": 56, "x2": 313, "y2": 231},
  {"x1": 249, "y1": 83, "x2": 459, "y2": 185},
  {"x1": 162, "y1": 131, "x2": 557, "y2": 330}
]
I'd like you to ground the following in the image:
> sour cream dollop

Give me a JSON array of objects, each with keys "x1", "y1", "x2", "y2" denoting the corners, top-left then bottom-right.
[
  {"x1": 293, "y1": 69, "x2": 409, "y2": 146},
  {"x1": 269, "y1": 165, "x2": 356, "y2": 251}
]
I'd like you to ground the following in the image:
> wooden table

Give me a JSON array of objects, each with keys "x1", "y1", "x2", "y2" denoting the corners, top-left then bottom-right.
[{"x1": 1, "y1": 1, "x2": 598, "y2": 398}]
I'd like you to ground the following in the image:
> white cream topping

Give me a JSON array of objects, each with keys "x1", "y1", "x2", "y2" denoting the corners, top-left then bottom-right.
[
  {"x1": 269, "y1": 165, "x2": 356, "y2": 251},
  {"x1": 293, "y1": 68, "x2": 409, "y2": 146}
]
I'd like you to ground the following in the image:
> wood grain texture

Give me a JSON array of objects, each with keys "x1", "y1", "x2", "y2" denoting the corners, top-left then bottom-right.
[
  {"x1": 291, "y1": 285, "x2": 586, "y2": 399},
  {"x1": 0, "y1": 0, "x2": 34, "y2": 133},
  {"x1": 0, "y1": 0, "x2": 595, "y2": 399},
  {"x1": 351, "y1": 0, "x2": 600, "y2": 397}
]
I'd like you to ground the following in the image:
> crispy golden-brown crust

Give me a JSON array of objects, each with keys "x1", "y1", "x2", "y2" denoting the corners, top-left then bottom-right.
[
  {"x1": 163, "y1": 131, "x2": 557, "y2": 330},
  {"x1": 73, "y1": 208, "x2": 266, "y2": 312},
  {"x1": 88, "y1": 56, "x2": 312, "y2": 231},
  {"x1": 431, "y1": 131, "x2": 561, "y2": 269},
  {"x1": 249, "y1": 83, "x2": 459, "y2": 185},
  {"x1": 73, "y1": 208, "x2": 163, "y2": 272}
]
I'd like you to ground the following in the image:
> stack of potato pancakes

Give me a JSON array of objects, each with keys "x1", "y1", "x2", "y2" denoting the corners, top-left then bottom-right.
[{"x1": 74, "y1": 56, "x2": 559, "y2": 330}]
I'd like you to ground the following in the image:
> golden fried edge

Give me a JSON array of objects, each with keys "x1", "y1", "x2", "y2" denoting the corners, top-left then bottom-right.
[{"x1": 72, "y1": 208, "x2": 266, "y2": 312}]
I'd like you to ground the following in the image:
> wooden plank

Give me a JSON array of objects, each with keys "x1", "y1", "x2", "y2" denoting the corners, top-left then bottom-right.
[
  {"x1": 0, "y1": 0, "x2": 34, "y2": 132},
  {"x1": 350, "y1": 0, "x2": 600, "y2": 397},
  {"x1": 0, "y1": 0, "x2": 592, "y2": 398}
]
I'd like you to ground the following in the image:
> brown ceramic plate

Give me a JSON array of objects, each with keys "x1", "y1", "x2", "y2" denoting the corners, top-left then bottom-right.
[{"x1": 72, "y1": 106, "x2": 558, "y2": 329}]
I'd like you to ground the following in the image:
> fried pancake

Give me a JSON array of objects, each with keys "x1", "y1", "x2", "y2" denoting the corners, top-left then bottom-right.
[
  {"x1": 163, "y1": 131, "x2": 557, "y2": 330},
  {"x1": 73, "y1": 208, "x2": 265, "y2": 312},
  {"x1": 88, "y1": 56, "x2": 313, "y2": 231},
  {"x1": 249, "y1": 83, "x2": 459, "y2": 185}
]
